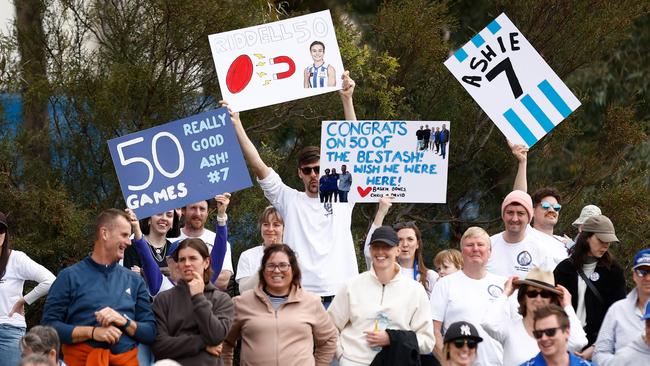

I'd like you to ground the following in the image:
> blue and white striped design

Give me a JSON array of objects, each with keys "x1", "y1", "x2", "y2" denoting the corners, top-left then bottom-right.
[
  {"x1": 453, "y1": 18, "x2": 502, "y2": 62},
  {"x1": 307, "y1": 64, "x2": 328, "y2": 88}
]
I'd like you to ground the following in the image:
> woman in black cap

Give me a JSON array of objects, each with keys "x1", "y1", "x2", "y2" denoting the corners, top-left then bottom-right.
[
  {"x1": 442, "y1": 321, "x2": 483, "y2": 366},
  {"x1": 553, "y1": 214, "x2": 626, "y2": 360},
  {"x1": 0, "y1": 212, "x2": 56, "y2": 366}
]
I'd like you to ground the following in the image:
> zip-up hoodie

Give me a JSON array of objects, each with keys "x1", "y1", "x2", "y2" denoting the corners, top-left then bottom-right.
[
  {"x1": 327, "y1": 265, "x2": 435, "y2": 365},
  {"x1": 222, "y1": 285, "x2": 337, "y2": 366}
]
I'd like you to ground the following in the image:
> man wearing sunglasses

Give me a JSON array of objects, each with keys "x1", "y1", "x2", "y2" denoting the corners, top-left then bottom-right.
[
  {"x1": 226, "y1": 71, "x2": 358, "y2": 308},
  {"x1": 592, "y1": 248, "x2": 650, "y2": 365},
  {"x1": 521, "y1": 304, "x2": 592, "y2": 365},
  {"x1": 528, "y1": 188, "x2": 572, "y2": 267}
]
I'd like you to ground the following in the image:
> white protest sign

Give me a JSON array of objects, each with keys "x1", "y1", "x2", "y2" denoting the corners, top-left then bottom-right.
[
  {"x1": 320, "y1": 121, "x2": 449, "y2": 203},
  {"x1": 444, "y1": 13, "x2": 581, "y2": 147},
  {"x1": 209, "y1": 10, "x2": 344, "y2": 112}
]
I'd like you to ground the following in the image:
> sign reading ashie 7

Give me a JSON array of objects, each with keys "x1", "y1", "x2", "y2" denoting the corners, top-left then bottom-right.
[
  {"x1": 108, "y1": 108, "x2": 252, "y2": 219},
  {"x1": 444, "y1": 13, "x2": 581, "y2": 147}
]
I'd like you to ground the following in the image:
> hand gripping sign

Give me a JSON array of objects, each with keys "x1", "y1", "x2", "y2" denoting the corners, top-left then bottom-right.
[
  {"x1": 209, "y1": 10, "x2": 344, "y2": 112},
  {"x1": 444, "y1": 13, "x2": 581, "y2": 147},
  {"x1": 108, "y1": 108, "x2": 252, "y2": 219}
]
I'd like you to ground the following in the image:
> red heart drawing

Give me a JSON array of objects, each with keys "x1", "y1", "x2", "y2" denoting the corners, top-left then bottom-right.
[{"x1": 357, "y1": 186, "x2": 372, "y2": 197}]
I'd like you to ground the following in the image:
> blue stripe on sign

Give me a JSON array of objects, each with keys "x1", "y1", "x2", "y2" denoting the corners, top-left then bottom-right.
[
  {"x1": 538, "y1": 80, "x2": 572, "y2": 118},
  {"x1": 487, "y1": 19, "x2": 501, "y2": 34},
  {"x1": 521, "y1": 95, "x2": 555, "y2": 133},
  {"x1": 454, "y1": 48, "x2": 468, "y2": 62},
  {"x1": 471, "y1": 33, "x2": 485, "y2": 47},
  {"x1": 504, "y1": 108, "x2": 538, "y2": 146}
]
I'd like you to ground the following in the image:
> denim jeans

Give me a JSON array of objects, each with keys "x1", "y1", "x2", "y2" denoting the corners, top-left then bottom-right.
[{"x1": 0, "y1": 323, "x2": 25, "y2": 366}]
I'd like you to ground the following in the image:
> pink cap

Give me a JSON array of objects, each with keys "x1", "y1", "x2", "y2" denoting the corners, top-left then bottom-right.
[{"x1": 501, "y1": 190, "x2": 533, "y2": 223}]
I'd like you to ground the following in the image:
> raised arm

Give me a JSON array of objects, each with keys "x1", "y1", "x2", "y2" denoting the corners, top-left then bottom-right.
[
  {"x1": 221, "y1": 101, "x2": 271, "y2": 180},
  {"x1": 126, "y1": 209, "x2": 164, "y2": 295},
  {"x1": 509, "y1": 140, "x2": 528, "y2": 192},
  {"x1": 211, "y1": 193, "x2": 230, "y2": 287},
  {"x1": 339, "y1": 71, "x2": 356, "y2": 121},
  {"x1": 363, "y1": 196, "x2": 393, "y2": 269}
]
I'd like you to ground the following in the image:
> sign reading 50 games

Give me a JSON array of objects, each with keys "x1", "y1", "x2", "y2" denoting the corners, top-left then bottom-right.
[
  {"x1": 108, "y1": 108, "x2": 252, "y2": 218},
  {"x1": 445, "y1": 13, "x2": 581, "y2": 147}
]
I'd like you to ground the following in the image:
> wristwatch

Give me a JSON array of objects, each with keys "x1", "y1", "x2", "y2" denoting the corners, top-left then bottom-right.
[{"x1": 119, "y1": 314, "x2": 132, "y2": 331}]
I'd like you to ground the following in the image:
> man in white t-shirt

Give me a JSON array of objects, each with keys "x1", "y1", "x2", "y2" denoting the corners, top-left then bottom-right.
[
  {"x1": 487, "y1": 190, "x2": 555, "y2": 278},
  {"x1": 169, "y1": 200, "x2": 233, "y2": 290},
  {"x1": 227, "y1": 71, "x2": 358, "y2": 307},
  {"x1": 431, "y1": 226, "x2": 509, "y2": 366},
  {"x1": 509, "y1": 143, "x2": 570, "y2": 268}
]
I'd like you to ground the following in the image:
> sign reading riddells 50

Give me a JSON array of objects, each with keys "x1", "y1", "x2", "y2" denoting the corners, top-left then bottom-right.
[
  {"x1": 108, "y1": 108, "x2": 252, "y2": 218},
  {"x1": 445, "y1": 13, "x2": 581, "y2": 147}
]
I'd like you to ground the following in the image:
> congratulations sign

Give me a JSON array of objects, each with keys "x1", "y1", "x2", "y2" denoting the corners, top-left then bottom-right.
[
  {"x1": 209, "y1": 10, "x2": 344, "y2": 112},
  {"x1": 108, "y1": 108, "x2": 252, "y2": 218},
  {"x1": 320, "y1": 121, "x2": 449, "y2": 203},
  {"x1": 444, "y1": 13, "x2": 581, "y2": 147}
]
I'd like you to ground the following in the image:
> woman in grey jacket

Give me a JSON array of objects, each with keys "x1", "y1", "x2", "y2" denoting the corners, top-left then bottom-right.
[{"x1": 152, "y1": 238, "x2": 233, "y2": 366}]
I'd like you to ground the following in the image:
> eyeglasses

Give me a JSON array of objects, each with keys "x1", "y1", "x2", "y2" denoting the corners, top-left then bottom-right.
[
  {"x1": 392, "y1": 221, "x2": 417, "y2": 230},
  {"x1": 540, "y1": 201, "x2": 562, "y2": 212},
  {"x1": 525, "y1": 290, "x2": 555, "y2": 299},
  {"x1": 634, "y1": 268, "x2": 650, "y2": 278},
  {"x1": 452, "y1": 339, "x2": 478, "y2": 349},
  {"x1": 264, "y1": 262, "x2": 291, "y2": 272},
  {"x1": 532, "y1": 327, "x2": 564, "y2": 339},
  {"x1": 300, "y1": 166, "x2": 320, "y2": 175}
]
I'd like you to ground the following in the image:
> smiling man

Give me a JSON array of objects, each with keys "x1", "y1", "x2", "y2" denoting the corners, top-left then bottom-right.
[
  {"x1": 42, "y1": 209, "x2": 156, "y2": 366},
  {"x1": 521, "y1": 304, "x2": 592, "y2": 365},
  {"x1": 528, "y1": 188, "x2": 570, "y2": 266},
  {"x1": 487, "y1": 190, "x2": 555, "y2": 278}
]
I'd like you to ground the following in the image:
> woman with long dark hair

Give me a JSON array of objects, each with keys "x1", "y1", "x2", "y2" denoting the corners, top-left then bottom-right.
[
  {"x1": 364, "y1": 197, "x2": 438, "y2": 296},
  {"x1": 152, "y1": 238, "x2": 233, "y2": 366},
  {"x1": 0, "y1": 212, "x2": 56, "y2": 366},
  {"x1": 482, "y1": 268, "x2": 587, "y2": 365},
  {"x1": 223, "y1": 244, "x2": 336, "y2": 365},
  {"x1": 554, "y1": 215, "x2": 626, "y2": 360}
]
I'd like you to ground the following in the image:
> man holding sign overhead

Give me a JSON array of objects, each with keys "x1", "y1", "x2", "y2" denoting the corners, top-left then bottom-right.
[{"x1": 226, "y1": 71, "x2": 358, "y2": 308}]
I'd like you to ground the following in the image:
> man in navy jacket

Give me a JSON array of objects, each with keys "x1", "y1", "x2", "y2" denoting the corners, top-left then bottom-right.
[{"x1": 42, "y1": 208, "x2": 156, "y2": 364}]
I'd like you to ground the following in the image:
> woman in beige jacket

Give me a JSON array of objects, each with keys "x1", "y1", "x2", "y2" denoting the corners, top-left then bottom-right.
[{"x1": 222, "y1": 244, "x2": 337, "y2": 366}]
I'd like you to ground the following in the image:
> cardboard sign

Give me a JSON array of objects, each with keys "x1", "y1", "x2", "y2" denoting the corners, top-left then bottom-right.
[
  {"x1": 320, "y1": 121, "x2": 449, "y2": 203},
  {"x1": 209, "y1": 10, "x2": 344, "y2": 112},
  {"x1": 444, "y1": 13, "x2": 581, "y2": 147},
  {"x1": 108, "y1": 108, "x2": 252, "y2": 218}
]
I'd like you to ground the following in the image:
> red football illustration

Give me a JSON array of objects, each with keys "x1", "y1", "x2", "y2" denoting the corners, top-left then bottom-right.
[{"x1": 226, "y1": 54, "x2": 253, "y2": 94}]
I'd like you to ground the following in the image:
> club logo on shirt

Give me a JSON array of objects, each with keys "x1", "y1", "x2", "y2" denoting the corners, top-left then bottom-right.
[
  {"x1": 517, "y1": 251, "x2": 533, "y2": 266},
  {"x1": 487, "y1": 284, "x2": 503, "y2": 298},
  {"x1": 125, "y1": 288, "x2": 131, "y2": 295},
  {"x1": 589, "y1": 272, "x2": 600, "y2": 282},
  {"x1": 322, "y1": 201, "x2": 333, "y2": 216}
]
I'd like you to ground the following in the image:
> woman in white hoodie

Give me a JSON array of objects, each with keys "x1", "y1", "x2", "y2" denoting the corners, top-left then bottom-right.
[{"x1": 328, "y1": 226, "x2": 434, "y2": 366}]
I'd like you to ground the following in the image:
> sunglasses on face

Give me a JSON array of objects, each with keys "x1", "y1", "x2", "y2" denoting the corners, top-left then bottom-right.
[
  {"x1": 300, "y1": 166, "x2": 320, "y2": 175},
  {"x1": 532, "y1": 327, "x2": 564, "y2": 339},
  {"x1": 526, "y1": 289, "x2": 555, "y2": 299},
  {"x1": 634, "y1": 268, "x2": 650, "y2": 278},
  {"x1": 452, "y1": 339, "x2": 478, "y2": 349},
  {"x1": 540, "y1": 201, "x2": 562, "y2": 212}
]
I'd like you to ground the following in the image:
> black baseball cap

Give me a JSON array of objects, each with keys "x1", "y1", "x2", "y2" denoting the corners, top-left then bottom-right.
[
  {"x1": 444, "y1": 321, "x2": 484, "y2": 343},
  {"x1": 369, "y1": 226, "x2": 398, "y2": 247}
]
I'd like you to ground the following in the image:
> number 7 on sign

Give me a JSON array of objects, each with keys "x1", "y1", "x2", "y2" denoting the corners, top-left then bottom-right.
[{"x1": 207, "y1": 167, "x2": 229, "y2": 184}]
